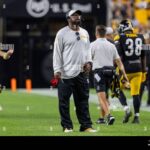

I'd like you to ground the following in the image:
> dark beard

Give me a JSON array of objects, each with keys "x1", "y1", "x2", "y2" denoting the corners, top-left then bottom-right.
[{"x1": 72, "y1": 20, "x2": 81, "y2": 26}]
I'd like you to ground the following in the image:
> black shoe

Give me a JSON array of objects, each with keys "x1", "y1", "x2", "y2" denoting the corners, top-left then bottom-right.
[
  {"x1": 132, "y1": 116, "x2": 140, "y2": 124},
  {"x1": 123, "y1": 111, "x2": 132, "y2": 123},
  {"x1": 96, "y1": 118, "x2": 106, "y2": 124},
  {"x1": 107, "y1": 115, "x2": 115, "y2": 125}
]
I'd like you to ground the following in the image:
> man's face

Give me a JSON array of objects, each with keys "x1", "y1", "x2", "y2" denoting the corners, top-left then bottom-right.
[{"x1": 69, "y1": 13, "x2": 81, "y2": 25}]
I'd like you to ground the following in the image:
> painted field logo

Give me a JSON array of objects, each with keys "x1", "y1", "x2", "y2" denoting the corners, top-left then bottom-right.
[{"x1": 26, "y1": 0, "x2": 50, "y2": 18}]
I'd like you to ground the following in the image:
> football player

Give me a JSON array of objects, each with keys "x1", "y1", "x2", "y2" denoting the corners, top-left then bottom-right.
[{"x1": 114, "y1": 19, "x2": 146, "y2": 123}]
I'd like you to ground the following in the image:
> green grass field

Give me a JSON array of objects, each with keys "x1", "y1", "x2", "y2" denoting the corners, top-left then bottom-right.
[{"x1": 0, "y1": 90, "x2": 150, "y2": 136}]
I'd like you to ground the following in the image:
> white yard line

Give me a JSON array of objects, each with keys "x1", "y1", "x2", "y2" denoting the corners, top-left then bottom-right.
[{"x1": 18, "y1": 88, "x2": 150, "y2": 112}]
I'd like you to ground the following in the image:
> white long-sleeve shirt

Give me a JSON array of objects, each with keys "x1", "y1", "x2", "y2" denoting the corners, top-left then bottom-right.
[
  {"x1": 53, "y1": 26, "x2": 92, "y2": 79},
  {"x1": 90, "y1": 38, "x2": 120, "y2": 70}
]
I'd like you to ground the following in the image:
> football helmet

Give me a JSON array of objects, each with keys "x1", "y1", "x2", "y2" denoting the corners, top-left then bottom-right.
[{"x1": 118, "y1": 19, "x2": 133, "y2": 34}]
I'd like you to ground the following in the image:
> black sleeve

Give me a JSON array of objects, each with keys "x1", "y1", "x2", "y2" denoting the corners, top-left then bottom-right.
[
  {"x1": 114, "y1": 36, "x2": 123, "y2": 59},
  {"x1": 141, "y1": 35, "x2": 146, "y2": 72}
]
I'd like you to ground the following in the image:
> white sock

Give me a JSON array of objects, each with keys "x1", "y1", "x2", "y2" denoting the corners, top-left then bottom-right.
[{"x1": 124, "y1": 106, "x2": 130, "y2": 113}]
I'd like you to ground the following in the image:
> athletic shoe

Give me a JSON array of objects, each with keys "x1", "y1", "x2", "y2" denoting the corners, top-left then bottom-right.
[
  {"x1": 107, "y1": 115, "x2": 115, "y2": 125},
  {"x1": 63, "y1": 128, "x2": 73, "y2": 133},
  {"x1": 96, "y1": 118, "x2": 106, "y2": 124},
  {"x1": 132, "y1": 116, "x2": 140, "y2": 124},
  {"x1": 82, "y1": 128, "x2": 97, "y2": 133},
  {"x1": 123, "y1": 111, "x2": 132, "y2": 123}
]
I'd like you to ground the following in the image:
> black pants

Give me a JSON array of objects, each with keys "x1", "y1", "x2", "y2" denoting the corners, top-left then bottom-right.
[{"x1": 58, "y1": 73, "x2": 92, "y2": 130}]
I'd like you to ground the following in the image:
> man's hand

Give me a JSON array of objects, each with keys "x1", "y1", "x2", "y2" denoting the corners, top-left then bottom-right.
[
  {"x1": 3, "y1": 49, "x2": 14, "y2": 60},
  {"x1": 51, "y1": 72, "x2": 61, "y2": 87},
  {"x1": 54, "y1": 72, "x2": 61, "y2": 79},
  {"x1": 83, "y1": 62, "x2": 92, "y2": 74},
  {"x1": 121, "y1": 77, "x2": 130, "y2": 89}
]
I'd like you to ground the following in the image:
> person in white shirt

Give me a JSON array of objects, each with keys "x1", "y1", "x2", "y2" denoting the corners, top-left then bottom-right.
[
  {"x1": 105, "y1": 27, "x2": 132, "y2": 124},
  {"x1": 90, "y1": 25, "x2": 129, "y2": 125},
  {"x1": 53, "y1": 10, "x2": 96, "y2": 133}
]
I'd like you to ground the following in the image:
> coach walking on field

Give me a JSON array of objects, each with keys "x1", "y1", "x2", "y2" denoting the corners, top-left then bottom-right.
[{"x1": 53, "y1": 10, "x2": 96, "y2": 133}]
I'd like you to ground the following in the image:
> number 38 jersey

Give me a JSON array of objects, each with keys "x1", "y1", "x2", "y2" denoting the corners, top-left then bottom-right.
[{"x1": 114, "y1": 33, "x2": 145, "y2": 74}]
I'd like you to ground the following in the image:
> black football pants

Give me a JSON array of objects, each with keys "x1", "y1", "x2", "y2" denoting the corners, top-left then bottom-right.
[{"x1": 58, "y1": 73, "x2": 92, "y2": 130}]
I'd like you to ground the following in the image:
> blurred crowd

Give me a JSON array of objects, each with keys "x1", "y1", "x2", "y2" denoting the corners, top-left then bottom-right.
[{"x1": 111, "y1": 0, "x2": 150, "y2": 43}]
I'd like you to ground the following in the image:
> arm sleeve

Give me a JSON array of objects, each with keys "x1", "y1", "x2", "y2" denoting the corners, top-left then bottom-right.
[
  {"x1": 114, "y1": 35, "x2": 124, "y2": 60},
  {"x1": 86, "y1": 33, "x2": 92, "y2": 63},
  {"x1": 90, "y1": 42, "x2": 95, "y2": 61},
  {"x1": 53, "y1": 33, "x2": 63, "y2": 74},
  {"x1": 141, "y1": 35, "x2": 146, "y2": 72}
]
